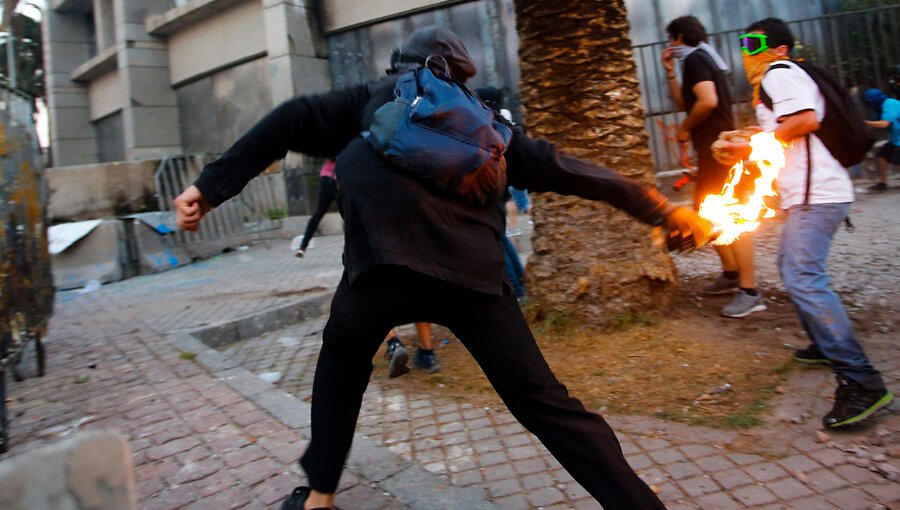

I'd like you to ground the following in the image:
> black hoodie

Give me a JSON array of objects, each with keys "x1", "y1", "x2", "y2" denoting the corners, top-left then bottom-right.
[{"x1": 194, "y1": 27, "x2": 673, "y2": 295}]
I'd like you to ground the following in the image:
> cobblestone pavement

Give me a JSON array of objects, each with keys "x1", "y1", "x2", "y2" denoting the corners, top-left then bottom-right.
[{"x1": 3, "y1": 190, "x2": 899, "y2": 509}]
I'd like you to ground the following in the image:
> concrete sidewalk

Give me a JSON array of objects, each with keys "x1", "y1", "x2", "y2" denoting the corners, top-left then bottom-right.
[{"x1": 2, "y1": 192, "x2": 898, "y2": 509}]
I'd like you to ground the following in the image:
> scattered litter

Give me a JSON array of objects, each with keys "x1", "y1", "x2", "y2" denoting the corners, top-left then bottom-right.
[
  {"x1": 74, "y1": 375, "x2": 90, "y2": 384},
  {"x1": 708, "y1": 383, "x2": 732, "y2": 395},
  {"x1": 79, "y1": 280, "x2": 101, "y2": 294},
  {"x1": 38, "y1": 416, "x2": 96, "y2": 439},
  {"x1": 259, "y1": 372, "x2": 282, "y2": 383},
  {"x1": 236, "y1": 245, "x2": 250, "y2": 251},
  {"x1": 278, "y1": 337, "x2": 300, "y2": 348},
  {"x1": 816, "y1": 430, "x2": 830, "y2": 443}
]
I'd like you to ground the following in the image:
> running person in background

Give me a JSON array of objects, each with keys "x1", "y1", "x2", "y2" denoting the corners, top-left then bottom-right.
[
  {"x1": 863, "y1": 88, "x2": 899, "y2": 191},
  {"x1": 663, "y1": 15, "x2": 764, "y2": 318},
  {"x1": 296, "y1": 158, "x2": 337, "y2": 257}
]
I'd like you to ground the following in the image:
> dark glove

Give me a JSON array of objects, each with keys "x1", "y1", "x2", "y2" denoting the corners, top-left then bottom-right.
[{"x1": 664, "y1": 206, "x2": 714, "y2": 252}]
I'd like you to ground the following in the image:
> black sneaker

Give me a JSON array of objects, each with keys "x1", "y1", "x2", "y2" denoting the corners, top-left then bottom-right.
[
  {"x1": 280, "y1": 486, "x2": 335, "y2": 510},
  {"x1": 281, "y1": 487, "x2": 308, "y2": 510},
  {"x1": 793, "y1": 344, "x2": 831, "y2": 365},
  {"x1": 384, "y1": 337, "x2": 409, "y2": 378},
  {"x1": 413, "y1": 348, "x2": 441, "y2": 373},
  {"x1": 823, "y1": 378, "x2": 894, "y2": 429},
  {"x1": 868, "y1": 182, "x2": 888, "y2": 192}
]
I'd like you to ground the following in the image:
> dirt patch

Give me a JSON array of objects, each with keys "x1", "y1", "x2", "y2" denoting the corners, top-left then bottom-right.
[{"x1": 373, "y1": 276, "x2": 888, "y2": 429}]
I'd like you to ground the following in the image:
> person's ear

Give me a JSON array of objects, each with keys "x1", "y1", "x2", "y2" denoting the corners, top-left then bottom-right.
[{"x1": 773, "y1": 45, "x2": 790, "y2": 57}]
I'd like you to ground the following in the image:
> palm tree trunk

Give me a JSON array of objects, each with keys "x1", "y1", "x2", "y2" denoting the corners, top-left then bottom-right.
[{"x1": 514, "y1": 0, "x2": 678, "y2": 327}]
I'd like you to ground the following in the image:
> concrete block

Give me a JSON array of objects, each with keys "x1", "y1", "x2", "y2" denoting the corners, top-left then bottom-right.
[
  {"x1": 124, "y1": 67, "x2": 178, "y2": 107},
  {"x1": 47, "y1": 41, "x2": 96, "y2": 74},
  {"x1": 0, "y1": 430, "x2": 137, "y2": 510},
  {"x1": 291, "y1": 56, "x2": 332, "y2": 95},
  {"x1": 47, "y1": 90, "x2": 91, "y2": 109},
  {"x1": 381, "y1": 465, "x2": 497, "y2": 510},
  {"x1": 49, "y1": 138, "x2": 99, "y2": 169},
  {"x1": 53, "y1": 106, "x2": 95, "y2": 138},
  {"x1": 47, "y1": 160, "x2": 158, "y2": 222},
  {"x1": 125, "y1": 106, "x2": 182, "y2": 148},
  {"x1": 50, "y1": 219, "x2": 127, "y2": 289},
  {"x1": 120, "y1": 47, "x2": 171, "y2": 69},
  {"x1": 124, "y1": 214, "x2": 191, "y2": 275},
  {"x1": 45, "y1": 10, "x2": 94, "y2": 44},
  {"x1": 263, "y1": 2, "x2": 327, "y2": 59}
]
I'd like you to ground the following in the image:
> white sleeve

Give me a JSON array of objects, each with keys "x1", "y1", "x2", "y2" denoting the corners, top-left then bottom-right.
[{"x1": 761, "y1": 66, "x2": 820, "y2": 122}]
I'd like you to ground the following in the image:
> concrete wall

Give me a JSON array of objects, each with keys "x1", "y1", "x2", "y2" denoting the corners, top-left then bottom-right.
[
  {"x1": 87, "y1": 69, "x2": 123, "y2": 120},
  {"x1": 47, "y1": 159, "x2": 159, "y2": 222},
  {"x1": 0, "y1": 430, "x2": 137, "y2": 510},
  {"x1": 167, "y1": 0, "x2": 266, "y2": 85},
  {"x1": 43, "y1": 8, "x2": 99, "y2": 166},
  {"x1": 322, "y1": 0, "x2": 462, "y2": 33},
  {"x1": 175, "y1": 57, "x2": 272, "y2": 154},
  {"x1": 114, "y1": 0, "x2": 183, "y2": 161}
]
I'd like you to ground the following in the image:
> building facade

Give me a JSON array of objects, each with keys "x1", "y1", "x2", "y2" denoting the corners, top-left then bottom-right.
[{"x1": 42, "y1": 0, "x2": 836, "y2": 168}]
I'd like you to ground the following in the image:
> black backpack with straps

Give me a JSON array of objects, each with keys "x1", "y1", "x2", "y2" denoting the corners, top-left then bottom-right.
[
  {"x1": 759, "y1": 61, "x2": 861, "y2": 230},
  {"x1": 759, "y1": 60, "x2": 875, "y2": 168}
]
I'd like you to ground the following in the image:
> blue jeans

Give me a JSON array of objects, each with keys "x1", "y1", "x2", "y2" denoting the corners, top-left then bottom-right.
[
  {"x1": 502, "y1": 236, "x2": 525, "y2": 297},
  {"x1": 778, "y1": 203, "x2": 884, "y2": 390},
  {"x1": 509, "y1": 186, "x2": 529, "y2": 213}
]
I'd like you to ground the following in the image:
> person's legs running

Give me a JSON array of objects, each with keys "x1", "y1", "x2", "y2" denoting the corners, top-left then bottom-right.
[
  {"x1": 444, "y1": 294, "x2": 665, "y2": 509},
  {"x1": 777, "y1": 204, "x2": 891, "y2": 427},
  {"x1": 299, "y1": 177, "x2": 338, "y2": 253},
  {"x1": 412, "y1": 322, "x2": 440, "y2": 373},
  {"x1": 721, "y1": 234, "x2": 766, "y2": 317},
  {"x1": 777, "y1": 204, "x2": 881, "y2": 386}
]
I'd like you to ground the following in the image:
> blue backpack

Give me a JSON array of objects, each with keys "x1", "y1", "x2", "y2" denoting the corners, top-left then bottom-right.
[{"x1": 364, "y1": 67, "x2": 513, "y2": 206}]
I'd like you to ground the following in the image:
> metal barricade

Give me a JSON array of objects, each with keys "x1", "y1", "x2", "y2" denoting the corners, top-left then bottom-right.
[
  {"x1": 154, "y1": 155, "x2": 286, "y2": 257},
  {"x1": 632, "y1": 5, "x2": 900, "y2": 175}
]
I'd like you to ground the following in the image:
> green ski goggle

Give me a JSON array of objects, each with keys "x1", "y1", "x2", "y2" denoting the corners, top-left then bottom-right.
[{"x1": 739, "y1": 33, "x2": 769, "y2": 56}]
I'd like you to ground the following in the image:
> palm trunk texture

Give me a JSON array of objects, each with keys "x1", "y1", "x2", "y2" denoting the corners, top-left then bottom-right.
[{"x1": 514, "y1": 0, "x2": 678, "y2": 327}]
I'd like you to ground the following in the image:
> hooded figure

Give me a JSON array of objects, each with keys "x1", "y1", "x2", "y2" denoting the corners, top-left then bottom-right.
[
  {"x1": 388, "y1": 25, "x2": 477, "y2": 82},
  {"x1": 175, "y1": 25, "x2": 709, "y2": 510}
]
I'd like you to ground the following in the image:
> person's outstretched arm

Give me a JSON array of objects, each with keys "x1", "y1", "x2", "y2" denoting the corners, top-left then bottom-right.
[
  {"x1": 175, "y1": 84, "x2": 371, "y2": 230},
  {"x1": 504, "y1": 126, "x2": 712, "y2": 248}
]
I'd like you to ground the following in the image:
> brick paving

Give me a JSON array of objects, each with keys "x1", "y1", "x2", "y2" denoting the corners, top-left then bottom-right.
[{"x1": 3, "y1": 190, "x2": 899, "y2": 509}]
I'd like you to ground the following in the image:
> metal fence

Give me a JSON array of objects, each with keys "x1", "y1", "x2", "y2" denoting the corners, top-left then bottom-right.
[
  {"x1": 154, "y1": 155, "x2": 286, "y2": 257},
  {"x1": 632, "y1": 5, "x2": 900, "y2": 174}
]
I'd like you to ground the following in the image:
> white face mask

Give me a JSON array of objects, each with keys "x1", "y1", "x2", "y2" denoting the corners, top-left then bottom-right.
[{"x1": 670, "y1": 44, "x2": 696, "y2": 61}]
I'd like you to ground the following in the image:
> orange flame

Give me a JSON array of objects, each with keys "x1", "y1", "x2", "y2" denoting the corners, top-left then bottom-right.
[{"x1": 699, "y1": 132, "x2": 785, "y2": 245}]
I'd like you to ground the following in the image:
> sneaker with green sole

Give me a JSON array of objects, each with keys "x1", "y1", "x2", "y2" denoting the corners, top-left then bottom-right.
[
  {"x1": 794, "y1": 344, "x2": 832, "y2": 365},
  {"x1": 823, "y1": 378, "x2": 894, "y2": 429}
]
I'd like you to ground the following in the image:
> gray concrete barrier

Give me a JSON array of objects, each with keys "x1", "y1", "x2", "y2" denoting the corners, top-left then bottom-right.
[{"x1": 0, "y1": 430, "x2": 137, "y2": 510}]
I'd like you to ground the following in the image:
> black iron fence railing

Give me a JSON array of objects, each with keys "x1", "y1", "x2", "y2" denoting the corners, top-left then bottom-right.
[{"x1": 632, "y1": 5, "x2": 900, "y2": 174}]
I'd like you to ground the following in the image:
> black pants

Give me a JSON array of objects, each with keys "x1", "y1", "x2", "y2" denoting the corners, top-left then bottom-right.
[
  {"x1": 299, "y1": 266, "x2": 665, "y2": 509},
  {"x1": 301, "y1": 177, "x2": 338, "y2": 250}
]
